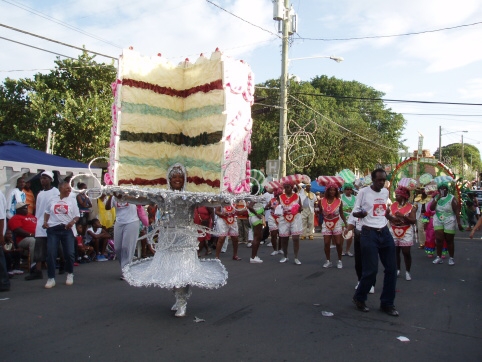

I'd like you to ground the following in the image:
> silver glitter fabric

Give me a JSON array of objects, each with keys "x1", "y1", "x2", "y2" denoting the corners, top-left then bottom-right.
[
  {"x1": 122, "y1": 189, "x2": 228, "y2": 290},
  {"x1": 122, "y1": 229, "x2": 227, "y2": 289}
]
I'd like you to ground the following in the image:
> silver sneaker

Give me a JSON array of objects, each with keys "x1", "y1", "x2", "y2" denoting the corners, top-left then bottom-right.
[
  {"x1": 433, "y1": 256, "x2": 443, "y2": 264},
  {"x1": 323, "y1": 260, "x2": 332, "y2": 268}
]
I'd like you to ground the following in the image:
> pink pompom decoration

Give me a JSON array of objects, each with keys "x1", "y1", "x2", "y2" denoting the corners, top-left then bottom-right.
[
  {"x1": 104, "y1": 173, "x2": 113, "y2": 185},
  {"x1": 291, "y1": 203, "x2": 300, "y2": 214}
]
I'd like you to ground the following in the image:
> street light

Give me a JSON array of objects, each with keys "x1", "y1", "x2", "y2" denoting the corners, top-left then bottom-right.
[
  {"x1": 278, "y1": 55, "x2": 343, "y2": 178},
  {"x1": 438, "y1": 126, "x2": 467, "y2": 162}
]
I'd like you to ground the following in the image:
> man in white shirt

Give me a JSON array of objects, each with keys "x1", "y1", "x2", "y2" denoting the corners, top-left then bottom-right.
[
  {"x1": 299, "y1": 183, "x2": 316, "y2": 240},
  {"x1": 351, "y1": 168, "x2": 398, "y2": 317},
  {"x1": 25, "y1": 171, "x2": 60, "y2": 281},
  {"x1": 0, "y1": 190, "x2": 10, "y2": 292}
]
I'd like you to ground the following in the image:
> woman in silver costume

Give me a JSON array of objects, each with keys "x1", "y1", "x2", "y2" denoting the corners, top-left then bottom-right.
[{"x1": 122, "y1": 163, "x2": 228, "y2": 317}]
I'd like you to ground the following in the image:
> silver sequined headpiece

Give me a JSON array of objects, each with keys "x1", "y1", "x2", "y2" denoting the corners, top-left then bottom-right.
[{"x1": 167, "y1": 163, "x2": 187, "y2": 191}]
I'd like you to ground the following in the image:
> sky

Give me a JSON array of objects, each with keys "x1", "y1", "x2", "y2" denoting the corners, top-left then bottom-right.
[{"x1": 1, "y1": 0, "x2": 481, "y2": 167}]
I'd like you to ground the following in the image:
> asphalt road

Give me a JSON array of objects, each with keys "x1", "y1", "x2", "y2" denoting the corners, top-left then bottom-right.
[{"x1": 2, "y1": 232, "x2": 481, "y2": 362}]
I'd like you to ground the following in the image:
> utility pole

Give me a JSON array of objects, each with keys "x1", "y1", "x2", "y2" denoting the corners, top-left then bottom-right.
[
  {"x1": 278, "y1": 0, "x2": 290, "y2": 179},
  {"x1": 438, "y1": 125, "x2": 442, "y2": 161},
  {"x1": 461, "y1": 134, "x2": 465, "y2": 181}
]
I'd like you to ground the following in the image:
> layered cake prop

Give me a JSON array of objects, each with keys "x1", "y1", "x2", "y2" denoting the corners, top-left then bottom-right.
[{"x1": 109, "y1": 48, "x2": 254, "y2": 194}]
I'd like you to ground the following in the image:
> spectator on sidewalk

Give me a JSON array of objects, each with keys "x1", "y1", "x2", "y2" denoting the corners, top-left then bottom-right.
[
  {"x1": 6, "y1": 177, "x2": 26, "y2": 219},
  {"x1": 25, "y1": 171, "x2": 59, "y2": 281},
  {"x1": 85, "y1": 218, "x2": 111, "y2": 261},
  {"x1": 23, "y1": 181, "x2": 35, "y2": 215},
  {"x1": 0, "y1": 189, "x2": 10, "y2": 292},
  {"x1": 7, "y1": 202, "x2": 37, "y2": 264}
]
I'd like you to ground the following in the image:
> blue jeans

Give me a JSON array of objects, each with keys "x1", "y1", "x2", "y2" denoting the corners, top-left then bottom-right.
[
  {"x1": 46, "y1": 224, "x2": 75, "y2": 279},
  {"x1": 353, "y1": 225, "x2": 397, "y2": 307}
]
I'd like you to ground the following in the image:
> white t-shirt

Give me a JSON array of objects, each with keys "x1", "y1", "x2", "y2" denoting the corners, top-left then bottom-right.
[
  {"x1": 46, "y1": 195, "x2": 80, "y2": 230},
  {"x1": 0, "y1": 190, "x2": 7, "y2": 235},
  {"x1": 6, "y1": 188, "x2": 26, "y2": 219},
  {"x1": 35, "y1": 187, "x2": 60, "y2": 237},
  {"x1": 112, "y1": 197, "x2": 138, "y2": 224},
  {"x1": 352, "y1": 186, "x2": 388, "y2": 229},
  {"x1": 85, "y1": 226, "x2": 102, "y2": 244}
]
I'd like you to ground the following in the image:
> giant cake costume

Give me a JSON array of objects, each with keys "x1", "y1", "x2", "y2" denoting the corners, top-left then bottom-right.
[
  {"x1": 109, "y1": 48, "x2": 254, "y2": 194},
  {"x1": 106, "y1": 48, "x2": 255, "y2": 317}
]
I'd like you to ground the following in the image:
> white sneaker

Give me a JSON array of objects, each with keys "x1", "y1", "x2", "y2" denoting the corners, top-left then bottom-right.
[
  {"x1": 330, "y1": 245, "x2": 336, "y2": 249},
  {"x1": 66, "y1": 273, "x2": 74, "y2": 286},
  {"x1": 347, "y1": 252, "x2": 353, "y2": 257},
  {"x1": 278, "y1": 250, "x2": 285, "y2": 255},
  {"x1": 405, "y1": 271, "x2": 412, "y2": 281},
  {"x1": 12, "y1": 269, "x2": 24, "y2": 275},
  {"x1": 294, "y1": 258, "x2": 301, "y2": 265},
  {"x1": 45, "y1": 278, "x2": 56, "y2": 289},
  {"x1": 369, "y1": 286, "x2": 375, "y2": 294},
  {"x1": 323, "y1": 261, "x2": 332, "y2": 268},
  {"x1": 433, "y1": 256, "x2": 443, "y2": 264},
  {"x1": 355, "y1": 281, "x2": 359, "y2": 290},
  {"x1": 266, "y1": 242, "x2": 272, "y2": 247},
  {"x1": 271, "y1": 250, "x2": 279, "y2": 256},
  {"x1": 250, "y1": 256, "x2": 263, "y2": 263},
  {"x1": 448, "y1": 257, "x2": 455, "y2": 266},
  {"x1": 246, "y1": 242, "x2": 252, "y2": 248},
  {"x1": 397, "y1": 270, "x2": 400, "y2": 277},
  {"x1": 337, "y1": 260, "x2": 343, "y2": 269},
  {"x1": 280, "y1": 257, "x2": 289, "y2": 263}
]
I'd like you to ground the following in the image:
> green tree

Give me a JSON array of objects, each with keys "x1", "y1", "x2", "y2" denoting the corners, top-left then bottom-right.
[
  {"x1": 437, "y1": 143, "x2": 482, "y2": 179},
  {"x1": 0, "y1": 78, "x2": 37, "y2": 146},
  {"x1": 29, "y1": 51, "x2": 116, "y2": 162},
  {"x1": 0, "y1": 51, "x2": 116, "y2": 163},
  {"x1": 251, "y1": 76, "x2": 406, "y2": 177}
]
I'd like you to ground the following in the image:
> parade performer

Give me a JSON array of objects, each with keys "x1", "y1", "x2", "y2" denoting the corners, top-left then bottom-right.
[
  {"x1": 341, "y1": 182, "x2": 356, "y2": 256},
  {"x1": 122, "y1": 164, "x2": 228, "y2": 317},
  {"x1": 430, "y1": 176, "x2": 463, "y2": 266},
  {"x1": 277, "y1": 175, "x2": 303, "y2": 265},
  {"x1": 317, "y1": 176, "x2": 346, "y2": 269},
  {"x1": 414, "y1": 173, "x2": 434, "y2": 249},
  {"x1": 421, "y1": 184, "x2": 448, "y2": 257},
  {"x1": 214, "y1": 203, "x2": 241, "y2": 261},
  {"x1": 265, "y1": 182, "x2": 283, "y2": 256},
  {"x1": 387, "y1": 178, "x2": 417, "y2": 281}
]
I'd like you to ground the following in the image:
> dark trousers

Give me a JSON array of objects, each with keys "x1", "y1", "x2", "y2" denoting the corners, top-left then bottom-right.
[
  {"x1": 353, "y1": 229, "x2": 362, "y2": 281},
  {"x1": 0, "y1": 248, "x2": 10, "y2": 291},
  {"x1": 354, "y1": 226, "x2": 397, "y2": 307}
]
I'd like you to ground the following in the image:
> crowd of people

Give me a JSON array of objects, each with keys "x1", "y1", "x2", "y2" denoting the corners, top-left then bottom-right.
[{"x1": 0, "y1": 167, "x2": 479, "y2": 319}]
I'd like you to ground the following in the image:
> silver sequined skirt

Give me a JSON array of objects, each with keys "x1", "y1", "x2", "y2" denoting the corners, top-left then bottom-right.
[{"x1": 122, "y1": 246, "x2": 228, "y2": 289}]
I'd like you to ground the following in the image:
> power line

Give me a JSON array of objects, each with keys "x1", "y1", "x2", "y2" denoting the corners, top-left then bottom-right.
[
  {"x1": 0, "y1": 36, "x2": 75, "y2": 60},
  {"x1": 205, "y1": 0, "x2": 281, "y2": 38},
  {"x1": 0, "y1": 23, "x2": 118, "y2": 61},
  {"x1": 0, "y1": 65, "x2": 115, "y2": 73},
  {"x1": 254, "y1": 86, "x2": 482, "y2": 106},
  {"x1": 289, "y1": 94, "x2": 399, "y2": 152},
  {"x1": 296, "y1": 20, "x2": 482, "y2": 41},
  {"x1": 291, "y1": 92, "x2": 482, "y2": 106},
  {"x1": 1, "y1": 0, "x2": 122, "y2": 49}
]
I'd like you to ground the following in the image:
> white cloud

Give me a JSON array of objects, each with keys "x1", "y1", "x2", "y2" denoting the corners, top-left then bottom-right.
[
  {"x1": 458, "y1": 78, "x2": 482, "y2": 99},
  {"x1": 372, "y1": 83, "x2": 393, "y2": 93}
]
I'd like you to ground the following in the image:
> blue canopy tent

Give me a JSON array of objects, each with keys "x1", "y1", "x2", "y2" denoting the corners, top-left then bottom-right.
[
  {"x1": 310, "y1": 180, "x2": 325, "y2": 193},
  {"x1": 0, "y1": 141, "x2": 102, "y2": 192}
]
